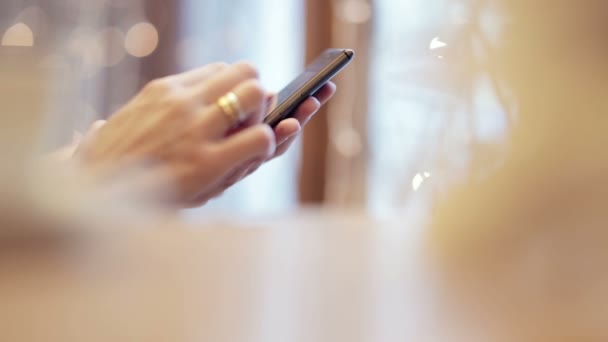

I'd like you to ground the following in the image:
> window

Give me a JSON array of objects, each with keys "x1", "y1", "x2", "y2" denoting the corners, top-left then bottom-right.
[
  {"x1": 179, "y1": 0, "x2": 306, "y2": 218},
  {"x1": 367, "y1": 0, "x2": 507, "y2": 217}
]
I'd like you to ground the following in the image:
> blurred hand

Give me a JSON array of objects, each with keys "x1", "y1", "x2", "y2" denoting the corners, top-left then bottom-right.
[
  {"x1": 75, "y1": 62, "x2": 276, "y2": 207},
  {"x1": 68, "y1": 62, "x2": 336, "y2": 208},
  {"x1": 189, "y1": 82, "x2": 337, "y2": 206}
]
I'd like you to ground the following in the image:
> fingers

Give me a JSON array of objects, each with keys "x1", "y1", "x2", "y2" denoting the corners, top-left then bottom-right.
[
  {"x1": 88, "y1": 120, "x2": 107, "y2": 134},
  {"x1": 237, "y1": 119, "x2": 300, "y2": 176},
  {"x1": 312, "y1": 82, "x2": 337, "y2": 105},
  {"x1": 261, "y1": 82, "x2": 336, "y2": 161},
  {"x1": 188, "y1": 155, "x2": 260, "y2": 207},
  {"x1": 243, "y1": 160, "x2": 264, "y2": 179},
  {"x1": 210, "y1": 124, "x2": 276, "y2": 171},
  {"x1": 274, "y1": 133, "x2": 299, "y2": 159},
  {"x1": 291, "y1": 97, "x2": 321, "y2": 126},
  {"x1": 169, "y1": 62, "x2": 228, "y2": 87},
  {"x1": 191, "y1": 61, "x2": 260, "y2": 103},
  {"x1": 194, "y1": 79, "x2": 267, "y2": 138},
  {"x1": 216, "y1": 158, "x2": 260, "y2": 192},
  {"x1": 75, "y1": 120, "x2": 107, "y2": 156},
  {"x1": 184, "y1": 194, "x2": 215, "y2": 209},
  {"x1": 267, "y1": 87, "x2": 330, "y2": 160},
  {"x1": 269, "y1": 82, "x2": 333, "y2": 129},
  {"x1": 186, "y1": 116, "x2": 300, "y2": 207},
  {"x1": 274, "y1": 118, "x2": 301, "y2": 145}
]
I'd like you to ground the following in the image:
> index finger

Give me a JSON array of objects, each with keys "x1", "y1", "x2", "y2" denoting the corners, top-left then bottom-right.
[{"x1": 311, "y1": 82, "x2": 337, "y2": 105}]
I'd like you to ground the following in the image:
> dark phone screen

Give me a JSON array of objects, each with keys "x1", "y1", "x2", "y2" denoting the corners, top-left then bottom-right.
[
  {"x1": 264, "y1": 49, "x2": 353, "y2": 127},
  {"x1": 275, "y1": 50, "x2": 346, "y2": 104},
  {"x1": 275, "y1": 70, "x2": 318, "y2": 104}
]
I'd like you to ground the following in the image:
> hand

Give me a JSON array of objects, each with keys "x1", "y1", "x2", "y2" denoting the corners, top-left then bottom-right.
[
  {"x1": 272, "y1": 82, "x2": 337, "y2": 159},
  {"x1": 75, "y1": 62, "x2": 277, "y2": 207},
  {"x1": 190, "y1": 82, "x2": 337, "y2": 206}
]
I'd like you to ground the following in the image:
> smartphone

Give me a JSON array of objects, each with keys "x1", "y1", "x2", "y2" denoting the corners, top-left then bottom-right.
[{"x1": 264, "y1": 48, "x2": 355, "y2": 128}]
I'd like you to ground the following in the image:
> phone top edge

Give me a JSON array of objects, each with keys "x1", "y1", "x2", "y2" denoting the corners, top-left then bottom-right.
[{"x1": 343, "y1": 49, "x2": 355, "y2": 60}]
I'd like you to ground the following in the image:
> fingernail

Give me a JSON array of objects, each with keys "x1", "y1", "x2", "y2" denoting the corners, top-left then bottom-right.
[{"x1": 266, "y1": 93, "x2": 278, "y2": 110}]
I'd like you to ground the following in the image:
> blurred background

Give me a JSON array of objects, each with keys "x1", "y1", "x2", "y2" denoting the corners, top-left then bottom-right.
[
  {"x1": 4, "y1": 2, "x2": 608, "y2": 340},
  {"x1": 0, "y1": 0, "x2": 507, "y2": 219}
]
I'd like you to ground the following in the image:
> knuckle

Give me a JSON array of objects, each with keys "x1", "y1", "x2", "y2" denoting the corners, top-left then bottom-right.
[
  {"x1": 212, "y1": 61, "x2": 229, "y2": 69},
  {"x1": 198, "y1": 145, "x2": 218, "y2": 165},
  {"x1": 242, "y1": 80, "x2": 266, "y2": 103},
  {"x1": 196, "y1": 84, "x2": 212, "y2": 102},
  {"x1": 259, "y1": 124, "x2": 275, "y2": 140},
  {"x1": 166, "y1": 91, "x2": 193, "y2": 114},
  {"x1": 234, "y1": 61, "x2": 259, "y2": 79},
  {"x1": 145, "y1": 78, "x2": 174, "y2": 94},
  {"x1": 91, "y1": 120, "x2": 107, "y2": 129},
  {"x1": 168, "y1": 90, "x2": 189, "y2": 104},
  {"x1": 255, "y1": 126, "x2": 276, "y2": 151}
]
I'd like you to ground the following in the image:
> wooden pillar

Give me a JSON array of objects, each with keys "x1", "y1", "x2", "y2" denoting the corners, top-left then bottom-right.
[
  {"x1": 140, "y1": 0, "x2": 182, "y2": 81},
  {"x1": 298, "y1": 0, "x2": 333, "y2": 204},
  {"x1": 99, "y1": 0, "x2": 182, "y2": 118},
  {"x1": 324, "y1": 0, "x2": 373, "y2": 208}
]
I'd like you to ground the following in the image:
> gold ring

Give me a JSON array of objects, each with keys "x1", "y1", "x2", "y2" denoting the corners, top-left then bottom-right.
[
  {"x1": 225, "y1": 92, "x2": 246, "y2": 121},
  {"x1": 217, "y1": 92, "x2": 244, "y2": 126}
]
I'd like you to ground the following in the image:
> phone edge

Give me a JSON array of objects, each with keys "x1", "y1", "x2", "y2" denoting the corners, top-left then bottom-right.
[{"x1": 264, "y1": 49, "x2": 354, "y2": 127}]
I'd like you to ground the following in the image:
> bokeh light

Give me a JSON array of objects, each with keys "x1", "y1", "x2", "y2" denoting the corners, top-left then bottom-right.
[
  {"x1": 125, "y1": 22, "x2": 159, "y2": 58},
  {"x1": 335, "y1": 0, "x2": 372, "y2": 24},
  {"x1": 412, "y1": 172, "x2": 431, "y2": 191},
  {"x1": 1, "y1": 23, "x2": 34, "y2": 47}
]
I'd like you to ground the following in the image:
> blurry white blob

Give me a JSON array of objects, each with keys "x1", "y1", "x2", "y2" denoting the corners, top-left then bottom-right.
[
  {"x1": 429, "y1": 37, "x2": 447, "y2": 50},
  {"x1": 1, "y1": 23, "x2": 34, "y2": 47},
  {"x1": 67, "y1": 27, "x2": 126, "y2": 78},
  {"x1": 335, "y1": 129, "x2": 363, "y2": 158},
  {"x1": 412, "y1": 172, "x2": 431, "y2": 191},
  {"x1": 335, "y1": 0, "x2": 372, "y2": 24},
  {"x1": 97, "y1": 27, "x2": 126, "y2": 67},
  {"x1": 125, "y1": 22, "x2": 159, "y2": 58},
  {"x1": 66, "y1": 28, "x2": 98, "y2": 78}
]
